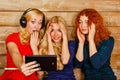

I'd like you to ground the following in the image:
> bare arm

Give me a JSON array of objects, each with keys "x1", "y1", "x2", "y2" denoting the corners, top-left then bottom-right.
[
  {"x1": 7, "y1": 42, "x2": 23, "y2": 68},
  {"x1": 60, "y1": 27, "x2": 70, "y2": 64},
  {"x1": 7, "y1": 42, "x2": 40, "y2": 76},
  {"x1": 61, "y1": 37, "x2": 70, "y2": 64}
]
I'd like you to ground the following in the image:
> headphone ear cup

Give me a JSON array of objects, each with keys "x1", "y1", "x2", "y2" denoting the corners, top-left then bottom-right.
[
  {"x1": 20, "y1": 17, "x2": 27, "y2": 28},
  {"x1": 41, "y1": 15, "x2": 45, "y2": 28}
]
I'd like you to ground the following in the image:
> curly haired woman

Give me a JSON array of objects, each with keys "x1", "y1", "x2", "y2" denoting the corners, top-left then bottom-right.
[{"x1": 73, "y1": 8, "x2": 116, "y2": 80}]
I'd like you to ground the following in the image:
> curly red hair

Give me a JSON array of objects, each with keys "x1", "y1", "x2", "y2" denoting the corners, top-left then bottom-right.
[{"x1": 75, "y1": 8, "x2": 111, "y2": 46}]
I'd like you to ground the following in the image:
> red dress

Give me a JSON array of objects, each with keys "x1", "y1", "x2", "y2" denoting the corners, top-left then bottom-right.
[{"x1": 0, "y1": 32, "x2": 39, "y2": 80}]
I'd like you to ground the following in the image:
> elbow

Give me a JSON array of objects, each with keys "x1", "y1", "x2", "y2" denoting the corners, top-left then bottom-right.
[
  {"x1": 62, "y1": 56, "x2": 70, "y2": 65},
  {"x1": 62, "y1": 60, "x2": 69, "y2": 65}
]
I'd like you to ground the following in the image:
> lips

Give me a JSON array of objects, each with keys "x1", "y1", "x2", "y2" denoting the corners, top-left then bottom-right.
[
  {"x1": 33, "y1": 30, "x2": 39, "y2": 32},
  {"x1": 53, "y1": 37, "x2": 60, "y2": 40}
]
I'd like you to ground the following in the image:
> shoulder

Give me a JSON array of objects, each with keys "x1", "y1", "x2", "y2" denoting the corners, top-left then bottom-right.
[
  {"x1": 68, "y1": 40, "x2": 78, "y2": 52},
  {"x1": 68, "y1": 40, "x2": 78, "y2": 46},
  {"x1": 98, "y1": 36, "x2": 114, "y2": 48},
  {"x1": 6, "y1": 32, "x2": 19, "y2": 44},
  {"x1": 102, "y1": 36, "x2": 114, "y2": 44},
  {"x1": 7, "y1": 32, "x2": 19, "y2": 38},
  {"x1": 109, "y1": 36, "x2": 114, "y2": 42}
]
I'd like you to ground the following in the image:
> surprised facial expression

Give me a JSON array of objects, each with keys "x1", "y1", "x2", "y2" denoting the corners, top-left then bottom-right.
[{"x1": 26, "y1": 15, "x2": 43, "y2": 34}]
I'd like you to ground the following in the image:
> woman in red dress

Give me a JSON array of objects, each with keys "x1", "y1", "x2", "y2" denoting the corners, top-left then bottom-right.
[{"x1": 0, "y1": 8, "x2": 45, "y2": 80}]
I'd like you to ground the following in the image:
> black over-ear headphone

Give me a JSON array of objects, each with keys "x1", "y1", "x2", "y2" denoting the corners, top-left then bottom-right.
[{"x1": 20, "y1": 8, "x2": 45, "y2": 28}]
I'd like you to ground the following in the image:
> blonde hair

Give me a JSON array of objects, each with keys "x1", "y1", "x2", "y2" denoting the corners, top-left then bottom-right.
[
  {"x1": 39, "y1": 16, "x2": 67, "y2": 70},
  {"x1": 19, "y1": 8, "x2": 45, "y2": 44}
]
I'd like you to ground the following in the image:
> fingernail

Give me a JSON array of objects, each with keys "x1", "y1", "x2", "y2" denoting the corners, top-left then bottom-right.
[
  {"x1": 39, "y1": 67, "x2": 41, "y2": 70},
  {"x1": 38, "y1": 63, "x2": 40, "y2": 66}
]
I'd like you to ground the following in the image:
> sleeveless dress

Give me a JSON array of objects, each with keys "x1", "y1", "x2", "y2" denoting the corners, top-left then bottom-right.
[{"x1": 0, "y1": 32, "x2": 39, "y2": 80}]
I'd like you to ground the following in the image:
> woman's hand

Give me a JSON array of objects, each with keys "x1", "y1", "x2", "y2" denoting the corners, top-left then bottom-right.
[
  {"x1": 60, "y1": 26, "x2": 67, "y2": 40},
  {"x1": 30, "y1": 31, "x2": 40, "y2": 55},
  {"x1": 88, "y1": 23, "x2": 96, "y2": 42},
  {"x1": 21, "y1": 61, "x2": 40, "y2": 76},
  {"x1": 77, "y1": 27, "x2": 85, "y2": 44},
  {"x1": 37, "y1": 71, "x2": 45, "y2": 79}
]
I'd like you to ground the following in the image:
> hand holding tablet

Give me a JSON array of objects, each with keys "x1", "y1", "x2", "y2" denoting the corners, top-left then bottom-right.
[{"x1": 25, "y1": 55, "x2": 57, "y2": 71}]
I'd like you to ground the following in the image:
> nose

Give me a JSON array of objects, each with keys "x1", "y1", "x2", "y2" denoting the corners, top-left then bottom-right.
[
  {"x1": 34, "y1": 23, "x2": 41, "y2": 30},
  {"x1": 81, "y1": 22, "x2": 87, "y2": 28},
  {"x1": 54, "y1": 31, "x2": 58, "y2": 36}
]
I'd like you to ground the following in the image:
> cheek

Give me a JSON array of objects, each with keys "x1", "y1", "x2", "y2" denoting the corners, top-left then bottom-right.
[
  {"x1": 26, "y1": 26, "x2": 32, "y2": 34},
  {"x1": 37, "y1": 25, "x2": 42, "y2": 30},
  {"x1": 50, "y1": 32, "x2": 54, "y2": 37},
  {"x1": 59, "y1": 33, "x2": 62, "y2": 37}
]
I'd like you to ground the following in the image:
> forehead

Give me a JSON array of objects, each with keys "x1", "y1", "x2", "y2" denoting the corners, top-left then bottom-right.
[
  {"x1": 79, "y1": 15, "x2": 88, "y2": 20},
  {"x1": 50, "y1": 23, "x2": 60, "y2": 29},
  {"x1": 31, "y1": 14, "x2": 43, "y2": 19}
]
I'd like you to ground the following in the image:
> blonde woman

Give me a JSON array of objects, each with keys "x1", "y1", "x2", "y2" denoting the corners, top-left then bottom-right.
[
  {"x1": 39, "y1": 16, "x2": 75, "y2": 80},
  {"x1": 0, "y1": 8, "x2": 45, "y2": 80}
]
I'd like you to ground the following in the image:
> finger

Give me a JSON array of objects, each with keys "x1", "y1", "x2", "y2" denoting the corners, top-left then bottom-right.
[
  {"x1": 23, "y1": 70, "x2": 33, "y2": 76},
  {"x1": 23, "y1": 56, "x2": 25, "y2": 63},
  {"x1": 29, "y1": 67, "x2": 41, "y2": 72},
  {"x1": 22, "y1": 61, "x2": 37, "y2": 68},
  {"x1": 21, "y1": 61, "x2": 39, "y2": 72},
  {"x1": 88, "y1": 26, "x2": 90, "y2": 32},
  {"x1": 25, "y1": 67, "x2": 40, "y2": 76},
  {"x1": 27, "y1": 63, "x2": 40, "y2": 70},
  {"x1": 77, "y1": 28, "x2": 80, "y2": 37},
  {"x1": 37, "y1": 71, "x2": 44, "y2": 76}
]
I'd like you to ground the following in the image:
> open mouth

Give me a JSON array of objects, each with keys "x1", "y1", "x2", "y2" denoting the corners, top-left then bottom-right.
[{"x1": 33, "y1": 30, "x2": 39, "y2": 32}]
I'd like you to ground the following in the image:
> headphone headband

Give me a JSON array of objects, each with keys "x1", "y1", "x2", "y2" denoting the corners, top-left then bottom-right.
[
  {"x1": 20, "y1": 8, "x2": 45, "y2": 28},
  {"x1": 22, "y1": 8, "x2": 34, "y2": 17}
]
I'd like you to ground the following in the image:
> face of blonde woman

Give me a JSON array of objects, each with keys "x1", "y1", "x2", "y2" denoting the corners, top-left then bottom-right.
[
  {"x1": 26, "y1": 15, "x2": 43, "y2": 34},
  {"x1": 79, "y1": 15, "x2": 89, "y2": 34},
  {"x1": 50, "y1": 23, "x2": 62, "y2": 43}
]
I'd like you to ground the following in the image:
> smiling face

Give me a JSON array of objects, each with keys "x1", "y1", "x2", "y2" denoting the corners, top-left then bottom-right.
[
  {"x1": 26, "y1": 15, "x2": 43, "y2": 34},
  {"x1": 78, "y1": 15, "x2": 89, "y2": 34},
  {"x1": 49, "y1": 23, "x2": 62, "y2": 43}
]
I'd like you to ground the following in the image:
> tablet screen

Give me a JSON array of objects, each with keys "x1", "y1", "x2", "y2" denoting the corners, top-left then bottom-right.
[{"x1": 25, "y1": 55, "x2": 57, "y2": 71}]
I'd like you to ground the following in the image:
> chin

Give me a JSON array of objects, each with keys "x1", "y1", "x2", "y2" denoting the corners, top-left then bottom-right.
[
  {"x1": 81, "y1": 32, "x2": 88, "y2": 34},
  {"x1": 53, "y1": 39, "x2": 61, "y2": 43}
]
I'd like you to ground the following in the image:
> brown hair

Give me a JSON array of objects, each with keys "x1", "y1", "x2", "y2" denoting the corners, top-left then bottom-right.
[{"x1": 75, "y1": 8, "x2": 110, "y2": 45}]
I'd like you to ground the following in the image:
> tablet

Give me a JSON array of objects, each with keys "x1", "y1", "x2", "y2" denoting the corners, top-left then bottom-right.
[{"x1": 25, "y1": 55, "x2": 57, "y2": 71}]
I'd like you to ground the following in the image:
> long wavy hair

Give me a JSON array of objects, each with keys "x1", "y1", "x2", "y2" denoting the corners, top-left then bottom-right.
[
  {"x1": 75, "y1": 8, "x2": 110, "y2": 46},
  {"x1": 19, "y1": 8, "x2": 45, "y2": 44},
  {"x1": 39, "y1": 16, "x2": 67, "y2": 70}
]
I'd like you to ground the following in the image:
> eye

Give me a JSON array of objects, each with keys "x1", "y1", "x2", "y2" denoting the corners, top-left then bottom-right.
[
  {"x1": 58, "y1": 29, "x2": 61, "y2": 32},
  {"x1": 31, "y1": 21, "x2": 35, "y2": 24},
  {"x1": 85, "y1": 20, "x2": 88, "y2": 23},
  {"x1": 38, "y1": 22, "x2": 42, "y2": 25},
  {"x1": 50, "y1": 29, "x2": 54, "y2": 32},
  {"x1": 79, "y1": 21, "x2": 82, "y2": 23}
]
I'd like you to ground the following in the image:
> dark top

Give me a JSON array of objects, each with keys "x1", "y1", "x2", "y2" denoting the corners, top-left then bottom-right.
[
  {"x1": 74, "y1": 36, "x2": 116, "y2": 80},
  {"x1": 46, "y1": 41, "x2": 76, "y2": 80}
]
